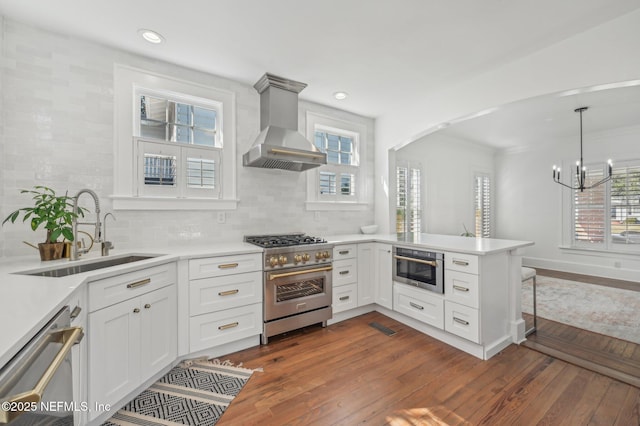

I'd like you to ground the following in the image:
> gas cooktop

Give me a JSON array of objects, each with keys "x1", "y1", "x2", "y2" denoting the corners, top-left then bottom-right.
[{"x1": 244, "y1": 233, "x2": 327, "y2": 249}]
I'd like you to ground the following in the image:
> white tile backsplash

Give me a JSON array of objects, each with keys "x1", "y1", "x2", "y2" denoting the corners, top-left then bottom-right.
[{"x1": 0, "y1": 17, "x2": 375, "y2": 257}]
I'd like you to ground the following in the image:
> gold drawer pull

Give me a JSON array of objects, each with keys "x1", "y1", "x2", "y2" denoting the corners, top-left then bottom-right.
[
  {"x1": 127, "y1": 278, "x2": 151, "y2": 289},
  {"x1": 453, "y1": 259, "x2": 470, "y2": 266},
  {"x1": 453, "y1": 317, "x2": 470, "y2": 326},
  {"x1": 218, "y1": 263, "x2": 239, "y2": 269},
  {"x1": 144, "y1": 303, "x2": 151, "y2": 309},
  {"x1": 133, "y1": 308, "x2": 140, "y2": 313},
  {"x1": 339, "y1": 296, "x2": 350, "y2": 301},
  {"x1": 453, "y1": 285, "x2": 470, "y2": 292},
  {"x1": 409, "y1": 302, "x2": 424, "y2": 310},
  {"x1": 339, "y1": 270, "x2": 350, "y2": 275},
  {"x1": 339, "y1": 250, "x2": 350, "y2": 255},
  {"x1": 218, "y1": 289, "x2": 239, "y2": 296},
  {"x1": 218, "y1": 322, "x2": 239, "y2": 331}
]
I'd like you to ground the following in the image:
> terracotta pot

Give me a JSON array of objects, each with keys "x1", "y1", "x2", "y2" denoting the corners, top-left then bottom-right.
[{"x1": 38, "y1": 242, "x2": 64, "y2": 261}]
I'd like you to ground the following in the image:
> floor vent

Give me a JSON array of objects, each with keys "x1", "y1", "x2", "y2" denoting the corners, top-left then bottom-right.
[{"x1": 369, "y1": 322, "x2": 397, "y2": 336}]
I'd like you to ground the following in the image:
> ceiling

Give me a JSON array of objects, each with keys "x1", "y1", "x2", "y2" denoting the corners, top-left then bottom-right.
[{"x1": 0, "y1": 0, "x2": 639, "y2": 147}]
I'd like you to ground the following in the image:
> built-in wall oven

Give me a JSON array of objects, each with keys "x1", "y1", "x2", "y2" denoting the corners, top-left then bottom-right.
[
  {"x1": 393, "y1": 246, "x2": 444, "y2": 294},
  {"x1": 0, "y1": 306, "x2": 83, "y2": 425}
]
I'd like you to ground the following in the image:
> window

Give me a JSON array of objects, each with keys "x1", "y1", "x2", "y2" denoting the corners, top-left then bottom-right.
[
  {"x1": 113, "y1": 65, "x2": 237, "y2": 210},
  {"x1": 305, "y1": 112, "x2": 368, "y2": 210},
  {"x1": 474, "y1": 174, "x2": 491, "y2": 238},
  {"x1": 572, "y1": 161, "x2": 640, "y2": 249},
  {"x1": 396, "y1": 164, "x2": 421, "y2": 233},
  {"x1": 135, "y1": 91, "x2": 221, "y2": 199}
]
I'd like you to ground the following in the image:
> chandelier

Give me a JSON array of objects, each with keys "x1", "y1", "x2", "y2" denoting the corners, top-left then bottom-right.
[{"x1": 552, "y1": 106, "x2": 612, "y2": 192}]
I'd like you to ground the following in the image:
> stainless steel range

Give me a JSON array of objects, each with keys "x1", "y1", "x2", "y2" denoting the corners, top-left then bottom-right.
[{"x1": 245, "y1": 233, "x2": 333, "y2": 344}]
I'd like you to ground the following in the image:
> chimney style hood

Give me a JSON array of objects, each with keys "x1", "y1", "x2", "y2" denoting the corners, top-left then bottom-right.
[{"x1": 243, "y1": 73, "x2": 327, "y2": 171}]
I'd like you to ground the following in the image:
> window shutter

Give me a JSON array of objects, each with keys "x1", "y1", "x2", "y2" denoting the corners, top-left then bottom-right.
[
  {"x1": 610, "y1": 164, "x2": 640, "y2": 245},
  {"x1": 475, "y1": 175, "x2": 491, "y2": 238},
  {"x1": 573, "y1": 167, "x2": 606, "y2": 244},
  {"x1": 396, "y1": 165, "x2": 421, "y2": 233}
]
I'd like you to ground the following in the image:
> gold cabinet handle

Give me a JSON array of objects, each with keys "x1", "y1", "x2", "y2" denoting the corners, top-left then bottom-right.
[
  {"x1": 269, "y1": 266, "x2": 332, "y2": 280},
  {"x1": 0, "y1": 327, "x2": 83, "y2": 424},
  {"x1": 453, "y1": 285, "x2": 470, "y2": 292},
  {"x1": 338, "y1": 250, "x2": 350, "y2": 255},
  {"x1": 133, "y1": 308, "x2": 140, "y2": 313},
  {"x1": 218, "y1": 263, "x2": 239, "y2": 269},
  {"x1": 218, "y1": 289, "x2": 239, "y2": 296},
  {"x1": 453, "y1": 259, "x2": 470, "y2": 266},
  {"x1": 409, "y1": 302, "x2": 424, "y2": 310},
  {"x1": 339, "y1": 270, "x2": 349, "y2": 275},
  {"x1": 218, "y1": 322, "x2": 239, "y2": 331},
  {"x1": 127, "y1": 278, "x2": 151, "y2": 289},
  {"x1": 393, "y1": 255, "x2": 438, "y2": 267},
  {"x1": 144, "y1": 303, "x2": 151, "y2": 309},
  {"x1": 339, "y1": 296, "x2": 350, "y2": 301},
  {"x1": 453, "y1": 317, "x2": 470, "y2": 326}
]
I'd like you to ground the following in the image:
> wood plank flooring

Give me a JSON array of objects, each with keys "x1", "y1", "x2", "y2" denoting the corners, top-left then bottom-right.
[
  {"x1": 217, "y1": 312, "x2": 640, "y2": 425},
  {"x1": 521, "y1": 270, "x2": 640, "y2": 389}
]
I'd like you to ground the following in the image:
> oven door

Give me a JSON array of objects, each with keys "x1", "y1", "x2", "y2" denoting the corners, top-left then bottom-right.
[
  {"x1": 393, "y1": 247, "x2": 444, "y2": 293},
  {"x1": 0, "y1": 306, "x2": 84, "y2": 425},
  {"x1": 264, "y1": 264, "x2": 333, "y2": 321}
]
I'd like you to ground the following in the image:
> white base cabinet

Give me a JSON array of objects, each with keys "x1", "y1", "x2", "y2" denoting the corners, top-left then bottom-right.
[
  {"x1": 88, "y1": 264, "x2": 177, "y2": 422},
  {"x1": 393, "y1": 283, "x2": 444, "y2": 329}
]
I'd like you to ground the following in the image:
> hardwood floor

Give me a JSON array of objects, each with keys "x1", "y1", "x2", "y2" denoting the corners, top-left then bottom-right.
[
  {"x1": 522, "y1": 270, "x2": 640, "y2": 388},
  {"x1": 218, "y1": 312, "x2": 640, "y2": 425}
]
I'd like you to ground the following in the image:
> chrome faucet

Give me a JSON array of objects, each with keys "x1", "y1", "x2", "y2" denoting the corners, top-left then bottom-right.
[
  {"x1": 70, "y1": 189, "x2": 101, "y2": 261},
  {"x1": 101, "y1": 213, "x2": 116, "y2": 256}
]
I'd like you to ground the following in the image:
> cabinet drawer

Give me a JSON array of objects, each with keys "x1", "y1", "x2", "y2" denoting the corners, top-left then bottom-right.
[
  {"x1": 189, "y1": 303, "x2": 262, "y2": 352},
  {"x1": 445, "y1": 301, "x2": 480, "y2": 343},
  {"x1": 333, "y1": 258, "x2": 358, "y2": 287},
  {"x1": 333, "y1": 244, "x2": 357, "y2": 260},
  {"x1": 189, "y1": 253, "x2": 262, "y2": 279},
  {"x1": 444, "y1": 252, "x2": 479, "y2": 274},
  {"x1": 393, "y1": 283, "x2": 444, "y2": 329},
  {"x1": 445, "y1": 270, "x2": 479, "y2": 309},
  {"x1": 332, "y1": 283, "x2": 358, "y2": 313},
  {"x1": 88, "y1": 262, "x2": 176, "y2": 312},
  {"x1": 189, "y1": 271, "x2": 262, "y2": 316}
]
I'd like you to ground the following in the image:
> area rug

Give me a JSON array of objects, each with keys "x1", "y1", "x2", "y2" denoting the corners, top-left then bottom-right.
[
  {"x1": 102, "y1": 358, "x2": 257, "y2": 426},
  {"x1": 522, "y1": 275, "x2": 640, "y2": 345}
]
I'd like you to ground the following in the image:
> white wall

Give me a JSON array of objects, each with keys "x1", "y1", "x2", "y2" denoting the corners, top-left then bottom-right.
[
  {"x1": 395, "y1": 134, "x2": 495, "y2": 235},
  {"x1": 0, "y1": 18, "x2": 375, "y2": 258},
  {"x1": 375, "y1": 9, "x2": 640, "y2": 234},
  {"x1": 496, "y1": 125, "x2": 640, "y2": 281}
]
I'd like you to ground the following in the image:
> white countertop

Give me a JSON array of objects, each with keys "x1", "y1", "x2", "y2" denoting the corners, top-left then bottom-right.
[
  {"x1": 0, "y1": 242, "x2": 262, "y2": 367},
  {"x1": 325, "y1": 233, "x2": 534, "y2": 255},
  {"x1": 0, "y1": 234, "x2": 532, "y2": 368}
]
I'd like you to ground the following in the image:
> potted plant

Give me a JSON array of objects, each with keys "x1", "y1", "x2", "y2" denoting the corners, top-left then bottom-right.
[{"x1": 2, "y1": 186, "x2": 84, "y2": 261}]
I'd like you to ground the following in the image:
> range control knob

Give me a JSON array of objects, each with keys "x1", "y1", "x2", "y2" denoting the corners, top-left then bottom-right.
[
  {"x1": 269, "y1": 256, "x2": 279, "y2": 267},
  {"x1": 294, "y1": 254, "x2": 302, "y2": 264},
  {"x1": 315, "y1": 252, "x2": 323, "y2": 261},
  {"x1": 302, "y1": 253, "x2": 310, "y2": 262},
  {"x1": 278, "y1": 255, "x2": 288, "y2": 266}
]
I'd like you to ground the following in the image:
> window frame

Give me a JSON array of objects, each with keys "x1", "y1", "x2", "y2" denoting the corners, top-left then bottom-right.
[
  {"x1": 305, "y1": 111, "x2": 368, "y2": 211},
  {"x1": 113, "y1": 64, "x2": 237, "y2": 211},
  {"x1": 474, "y1": 172, "x2": 492, "y2": 238},
  {"x1": 568, "y1": 159, "x2": 640, "y2": 253},
  {"x1": 396, "y1": 162, "x2": 422, "y2": 234}
]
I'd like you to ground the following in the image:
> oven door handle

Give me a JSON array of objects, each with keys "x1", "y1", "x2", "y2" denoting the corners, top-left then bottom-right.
[
  {"x1": 269, "y1": 265, "x2": 333, "y2": 280},
  {"x1": 393, "y1": 255, "x2": 439, "y2": 267},
  {"x1": 0, "y1": 326, "x2": 84, "y2": 424}
]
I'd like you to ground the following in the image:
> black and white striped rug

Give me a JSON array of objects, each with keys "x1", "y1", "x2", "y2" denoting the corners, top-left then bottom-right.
[{"x1": 103, "y1": 358, "x2": 256, "y2": 426}]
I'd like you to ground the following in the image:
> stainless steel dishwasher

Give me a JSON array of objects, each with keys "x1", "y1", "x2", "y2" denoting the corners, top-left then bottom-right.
[{"x1": 0, "y1": 306, "x2": 84, "y2": 425}]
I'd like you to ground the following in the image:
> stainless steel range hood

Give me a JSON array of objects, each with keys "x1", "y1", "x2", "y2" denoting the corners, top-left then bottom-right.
[{"x1": 243, "y1": 73, "x2": 327, "y2": 171}]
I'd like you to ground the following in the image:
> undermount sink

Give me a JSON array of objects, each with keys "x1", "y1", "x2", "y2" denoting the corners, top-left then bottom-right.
[{"x1": 19, "y1": 255, "x2": 160, "y2": 278}]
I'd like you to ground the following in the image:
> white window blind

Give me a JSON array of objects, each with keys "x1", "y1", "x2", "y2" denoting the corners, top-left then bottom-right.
[
  {"x1": 396, "y1": 165, "x2": 421, "y2": 233},
  {"x1": 474, "y1": 174, "x2": 491, "y2": 238},
  {"x1": 573, "y1": 167, "x2": 606, "y2": 245}
]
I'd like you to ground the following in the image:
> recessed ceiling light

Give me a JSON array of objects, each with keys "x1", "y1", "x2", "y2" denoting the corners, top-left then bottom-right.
[
  {"x1": 333, "y1": 91, "x2": 348, "y2": 100},
  {"x1": 138, "y1": 29, "x2": 165, "y2": 44}
]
